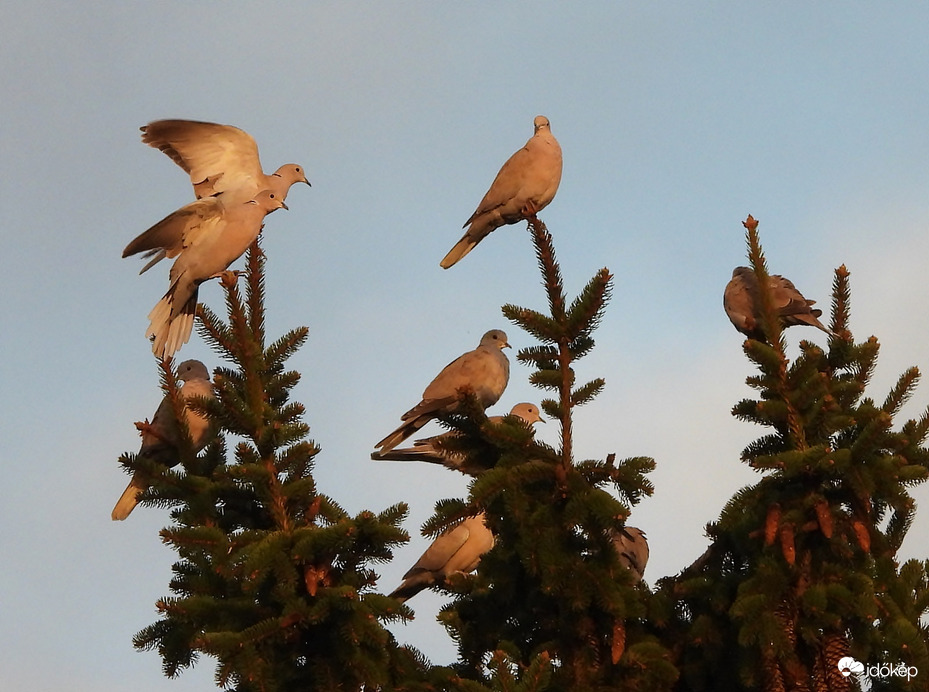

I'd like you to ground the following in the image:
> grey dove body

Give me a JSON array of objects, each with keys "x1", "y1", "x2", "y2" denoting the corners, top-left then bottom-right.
[
  {"x1": 145, "y1": 190, "x2": 286, "y2": 360},
  {"x1": 389, "y1": 513, "x2": 494, "y2": 603},
  {"x1": 373, "y1": 402, "x2": 543, "y2": 474},
  {"x1": 724, "y1": 266, "x2": 832, "y2": 341},
  {"x1": 610, "y1": 526, "x2": 649, "y2": 583},
  {"x1": 375, "y1": 330, "x2": 511, "y2": 454},
  {"x1": 125, "y1": 119, "x2": 309, "y2": 273},
  {"x1": 441, "y1": 116, "x2": 562, "y2": 269},
  {"x1": 112, "y1": 360, "x2": 215, "y2": 521}
]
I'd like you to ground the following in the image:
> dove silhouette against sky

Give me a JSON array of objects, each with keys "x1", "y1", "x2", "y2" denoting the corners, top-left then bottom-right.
[
  {"x1": 375, "y1": 330, "x2": 511, "y2": 454},
  {"x1": 112, "y1": 360, "x2": 215, "y2": 521},
  {"x1": 440, "y1": 115, "x2": 562, "y2": 269},
  {"x1": 141, "y1": 189, "x2": 286, "y2": 360},
  {"x1": 611, "y1": 526, "x2": 649, "y2": 584},
  {"x1": 373, "y1": 402, "x2": 543, "y2": 474},
  {"x1": 389, "y1": 513, "x2": 494, "y2": 603},
  {"x1": 127, "y1": 120, "x2": 309, "y2": 273},
  {"x1": 724, "y1": 266, "x2": 833, "y2": 341}
]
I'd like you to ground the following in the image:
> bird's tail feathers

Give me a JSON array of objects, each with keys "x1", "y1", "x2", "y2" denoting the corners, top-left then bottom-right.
[
  {"x1": 111, "y1": 474, "x2": 145, "y2": 521},
  {"x1": 388, "y1": 574, "x2": 433, "y2": 603},
  {"x1": 375, "y1": 417, "x2": 430, "y2": 454},
  {"x1": 147, "y1": 288, "x2": 197, "y2": 360},
  {"x1": 440, "y1": 234, "x2": 478, "y2": 269},
  {"x1": 371, "y1": 447, "x2": 442, "y2": 464}
]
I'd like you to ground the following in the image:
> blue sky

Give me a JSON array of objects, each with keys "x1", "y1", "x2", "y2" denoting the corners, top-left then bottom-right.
[{"x1": 2, "y1": 3, "x2": 929, "y2": 689}]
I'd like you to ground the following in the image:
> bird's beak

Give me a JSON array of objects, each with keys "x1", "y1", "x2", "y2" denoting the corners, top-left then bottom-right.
[
  {"x1": 504, "y1": 341, "x2": 512, "y2": 349},
  {"x1": 538, "y1": 417, "x2": 546, "y2": 424},
  {"x1": 281, "y1": 201, "x2": 289, "y2": 211},
  {"x1": 303, "y1": 178, "x2": 312, "y2": 187}
]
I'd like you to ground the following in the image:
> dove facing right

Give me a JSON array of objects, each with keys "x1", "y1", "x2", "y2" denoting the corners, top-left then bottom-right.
[
  {"x1": 372, "y1": 402, "x2": 544, "y2": 475},
  {"x1": 724, "y1": 266, "x2": 833, "y2": 342},
  {"x1": 441, "y1": 116, "x2": 562, "y2": 269},
  {"x1": 389, "y1": 513, "x2": 494, "y2": 603},
  {"x1": 140, "y1": 189, "x2": 286, "y2": 360},
  {"x1": 112, "y1": 360, "x2": 216, "y2": 521},
  {"x1": 374, "y1": 330, "x2": 511, "y2": 454}
]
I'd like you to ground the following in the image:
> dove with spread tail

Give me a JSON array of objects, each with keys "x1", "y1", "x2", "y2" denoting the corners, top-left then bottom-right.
[
  {"x1": 375, "y1": 330, "x2": 511, "y2": 454},
  {"x1": 373, "y1": 402, "x2": 543, "y2": 474},
  {"x1": 441, "y1": 116, "x2": 562, "y2": 269},
  {"x1": 724, "y1": 266, "x2": 833, "y2": 341},
  {"x1": 389, "y1": 513, "x2": 494, "y2": 603},
  {"x1": 112, "y1": 360, "x2": 215, "y2": 521},
  {"x1": 143, "y1": 189, "x2": 286, "y2": 360}
]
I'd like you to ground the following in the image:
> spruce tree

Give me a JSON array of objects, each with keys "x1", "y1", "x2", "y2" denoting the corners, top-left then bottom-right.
[
  {"x1": 408, "y1": 218, "x2": 677, "y2": 690},
  {"x1": 125, "y1": 242, "x2": 423, "y2": 691},
  {"x1": 659, "y1": 216, "x2": 929, "y2": 691}
]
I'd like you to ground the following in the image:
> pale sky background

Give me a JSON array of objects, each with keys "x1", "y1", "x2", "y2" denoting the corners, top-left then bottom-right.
[{"x1": 3, "y1": 3, "x2": 929, "y2": 690}]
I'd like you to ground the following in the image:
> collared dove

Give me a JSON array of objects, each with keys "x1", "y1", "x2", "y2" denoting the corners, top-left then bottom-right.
[
  {"x1": 440, "y1": 115, "x2": 562, "y2": 269},
  {"x1": 724, "y1": 266, "x2": 833, "y2": 341},
  {"x1": 389, "y1": 513, "x2": 494, "y2": 603},
  {"x1": 144, "y1": 189, "x2": 286, "y2": 360},
  {"x1": 373, "y1": 402, "x2": 544, "y2": 474},
  {"x1": 610, "y1": 526, "x2": 649, "y2": 583},
  {"x1": 140, "y1": 119, "x2": 310, "y2": 201},
  {"x1": 112, "y1": 360, "x2": 215, "y2": 521},
  {"x1": 126, "y1": 119, "x2": 309, "y2": 273},
  {"x1": 375, "y1": 330, "x2": 511, "y2": 454}
]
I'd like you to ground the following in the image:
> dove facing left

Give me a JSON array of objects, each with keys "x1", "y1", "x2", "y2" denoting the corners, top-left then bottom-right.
[{"x1": 724, "y1": 266, "x2": 833, "y2": 342}]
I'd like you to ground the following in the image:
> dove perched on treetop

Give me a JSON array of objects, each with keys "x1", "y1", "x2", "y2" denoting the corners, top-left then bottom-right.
[
  {"x1": 375, "y1": 330, "x2": 511, "y2": 454},
  {"x1": 441, "y1": 115, "x2": 562, "y2": 269},
  {"x1": 724, "y1": 266, "x2": 833, "y2": 342},
  {"x1": 141, "y1": 189, "x2": 286, "y2": 360},
  {"x1": 610, "y1": 526, "x2": 649, "y2": 584},
  {"x1": 126, "y1": 119, "x2": 309, "y2": 273},
  {"x1": 112, "y1": 360, "x2": 216, "y2": 521},
  {"x1": 389, "y1": 513, "x2": 495, "y2": 603},
  {"x1": 372, "y1": 402, "x2": 544, "y2": 474}
]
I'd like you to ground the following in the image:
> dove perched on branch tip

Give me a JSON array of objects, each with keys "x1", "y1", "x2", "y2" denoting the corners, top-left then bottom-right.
[
  {"x1": 375, "y1": 330, "x2": 511, "y2": 454},
  {"x1": 441, "y1": 116, "x2": 562, "y2": 269},
  {"x1": 142, "y1": 189, "x2": 286, "y2": 360},
  {"x1": 610, "y1": 526, "x2": 649, "y2": 584},
  {"x1": 112, "y1": 360, "x2": 215, "y2": 521},
  {"x1": 126, "y1": 119, "x2": 309, "y2": 273},
  {"x1": 389, "y1": 513, "x2": 494, "y2": 603},
  {"x1": 724, "y1": 266, "x2": 833, "y2": 341},
  {"x1": 373, "y1": 402, "x2": 543, "y2": 474}
]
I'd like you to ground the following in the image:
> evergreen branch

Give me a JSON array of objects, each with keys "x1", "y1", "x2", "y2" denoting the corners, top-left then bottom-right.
[
  {"x1": 527, "y1": 217, "x2": 566, "y2": 323},
  {"x1": 829, "y1": 264, "x2": 852, "y2": 340},
  {"x1": 516, "y1": 345, "x2": 559, "y2": 369},
  {"x1": 502, "y1": 304, "x2": 561, "y2": 343},
  {"x1": 743, "y1": 215, "x2": 807, "y2": 450},
  {"x1": 565, "y1": 268, "x2": 612, "y2": 341},
  {"x1": 571, "y1": 379, "x2": 605, "y2": 407},
  {"x1": 881, "y1": 366, "x2": 920, "y2": 417},
  {"x1": 245, "y1": 240, "x2": 266, "y2": 347}
]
